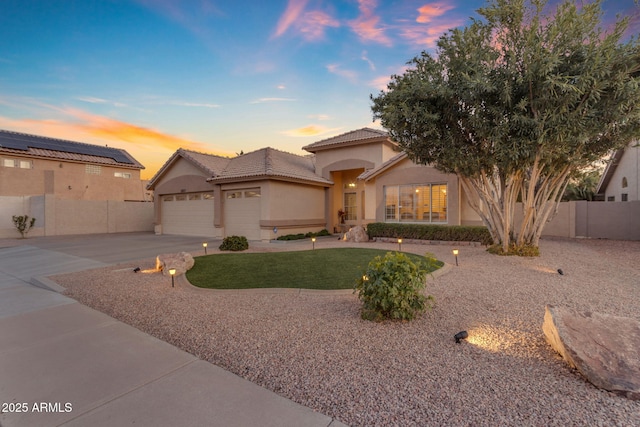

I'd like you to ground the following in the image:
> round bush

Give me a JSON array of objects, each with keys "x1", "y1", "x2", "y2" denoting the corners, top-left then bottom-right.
[
  {"x1": 219, "y1": 235, "x2": 249, "y2": 251},
  {"x1": 354, "y1": 252, "x2": 435, "y2": 321}
]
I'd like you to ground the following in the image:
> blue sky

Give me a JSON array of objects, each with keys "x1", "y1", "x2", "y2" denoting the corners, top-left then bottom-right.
[{"x1": 1, "y1": 0, "x2": 638, "y2": 178}]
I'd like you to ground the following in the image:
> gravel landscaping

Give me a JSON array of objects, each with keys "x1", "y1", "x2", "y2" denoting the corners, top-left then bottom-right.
[{"x1": 53, "y1": 238, "x2": 640, "y2": 426}]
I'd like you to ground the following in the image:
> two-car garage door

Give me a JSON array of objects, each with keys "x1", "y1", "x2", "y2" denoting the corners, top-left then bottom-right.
[{"x1": 161, "y1": 192, "x2": 216, "y2": 236}]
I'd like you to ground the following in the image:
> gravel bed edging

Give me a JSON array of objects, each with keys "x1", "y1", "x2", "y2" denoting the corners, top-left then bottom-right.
[{"x1": 52, "y1": 239, "x2": 640, "y2": 427}]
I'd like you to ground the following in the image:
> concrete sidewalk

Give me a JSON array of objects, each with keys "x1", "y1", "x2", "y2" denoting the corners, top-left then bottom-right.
[{"x1": 0, "y1": 233, "x2": 346, "y2": 427}]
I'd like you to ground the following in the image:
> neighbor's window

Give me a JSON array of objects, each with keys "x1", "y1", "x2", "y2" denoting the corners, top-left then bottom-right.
[
  {"x1": 19, "y1": 160, "x2": 32, "y2": 169},
  {"x1": 607, "y1": 196, "x2": 615, "y2": 201},
  {"x1": 344, "y1": 192, "x2": 357, "y2": 221},
  {"x1": 114, "y1": 172, "x2": 131, "y2": 179},
  {"x1": 622, "y1": 193, "x2": 628, "y2": 202},
  {"x1": 622, "y1": 177, "x2": 628, "y2": 188},
  {"x1": 2, "y1": 158, "x2": 15, "y2": 167},
  {"x1": 85, "y1": 164, "x2": 101, "y2": 175},
  {"x1": 383, "y1": 183, "x2": 448, "y2": 223}
]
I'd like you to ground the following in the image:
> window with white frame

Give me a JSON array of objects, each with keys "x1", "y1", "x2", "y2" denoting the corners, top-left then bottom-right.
[
  {"x1": 114, "y1": 172, "x2": 131, "y2": 178},
  {"x1": 384, "y1": 183, "x2": 448, "y2": 223},
  {"x1": 344, "y1": 192, "x2": 357, "y2": 221},
  {"x1": 1, "y1": 158, "x2": 32, "y2": 168}
]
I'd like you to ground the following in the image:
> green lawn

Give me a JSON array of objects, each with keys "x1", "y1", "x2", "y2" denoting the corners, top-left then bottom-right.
[{"x1": 186, "y1": 248, "x2": 442, "y2": 290}]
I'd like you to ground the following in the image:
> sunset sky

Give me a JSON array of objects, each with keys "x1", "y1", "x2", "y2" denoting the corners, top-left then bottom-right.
[{"x1": 1, "y1": 0, "x2": 638, "y2": 179}]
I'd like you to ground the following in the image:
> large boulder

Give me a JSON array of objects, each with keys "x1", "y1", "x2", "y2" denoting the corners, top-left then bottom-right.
[
  {"x1": 543, "y1": 305, "x2": 640, "y2": 400},
  {"x1": 344, "y1": 225, "x2": 369, "y2": 243},
  {"x1": 156, "y1": 252, "x2": 195, "y2": 276}
]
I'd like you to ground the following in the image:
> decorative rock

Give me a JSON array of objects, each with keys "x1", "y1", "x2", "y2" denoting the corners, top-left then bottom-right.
[
  {"x1": 156, "y1": 252, "x2": 195, "y2": 276},
  {"x1": 343, "y1": 225, "x2": 369, "y2": 242},
  {"x1": 542, "y1": 304, "x2": 640, "y2": 400}
]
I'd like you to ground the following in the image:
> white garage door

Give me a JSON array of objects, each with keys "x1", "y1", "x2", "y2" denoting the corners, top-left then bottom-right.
[
  {"x1": 161, "y1": 192, "x2": 216, "y2": 236},
  {"x1": 223, "y1": 189, "x2": 261, "y2": 240}
]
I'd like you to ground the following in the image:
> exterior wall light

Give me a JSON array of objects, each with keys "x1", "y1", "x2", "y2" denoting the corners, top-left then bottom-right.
[
  {"x1": 311, "y1": 236, "x2": 316, "y2": 250},
  {"x1": 452, "y1": 249, "x2": 459, "y2": 266},
  {"x1": 398, "y1": 238, "x2": 402, "y2": 251},
  {"x1": 169, "y1": 268, "x2": 176, "y2": 287},
  {"x1": 454, "y1": 330, "x2": 468, "y2": 343},
  {"x1": 203, "y1": 242, "x2": 208, "y2": 255}
]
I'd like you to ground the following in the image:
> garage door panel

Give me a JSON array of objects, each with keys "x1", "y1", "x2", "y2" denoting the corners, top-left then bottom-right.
[
  {"x1": 224, "y1": 190, "x2": 261, "y2": 240},
  {"x1": 162, "y1": 194, "x2": 216, "y2": 236}
]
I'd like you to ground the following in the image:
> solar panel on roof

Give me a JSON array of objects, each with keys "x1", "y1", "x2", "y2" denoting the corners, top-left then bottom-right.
[{"x1": 0, "y1": 130, "x2": 134, "y2": 165}]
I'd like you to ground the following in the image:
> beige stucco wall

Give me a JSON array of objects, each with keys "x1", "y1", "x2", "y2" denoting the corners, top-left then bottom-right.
[
  {"x1": 605, "y1": 143, "x2": 639, "y2": 202},
  {"x1": 0, "y1": 156, "x2": 146, "y2": 201},
  {"x1": 313, "y1": 142, "x2": 395, "y2": 179},
  {"x1": 0, "y1": 195, "x2": 153, "y2": 238},
  {"x1": 150, "y1": 157, "x2": 215, "y2": 230}
]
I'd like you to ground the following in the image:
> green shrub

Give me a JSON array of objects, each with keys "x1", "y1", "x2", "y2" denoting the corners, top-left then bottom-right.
[
  {"x1": 12, "y1": 215, "x2": 36, "y2": 239},
  {"x1": 354, "y1": 252, "x2": 436, "y2": 321},
  {"x1": 219, "y1": 235, "x2": 249, "y2": 251},
  {"x1": 276, "y1": 229, "x2": 331, "y2": 241},
  {"x1": 366, "y1": 222, "x2": 492, "y2": 245},
  {"x1": 487, "y1": 243, "x2": 540, "y2": 257}
]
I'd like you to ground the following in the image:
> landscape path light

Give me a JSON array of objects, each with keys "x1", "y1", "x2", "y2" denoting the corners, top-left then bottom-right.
[
  {"x1": 398, "y1": 238, "x2": 402, "y2": 251},
  {"x1": 203, "y1": 242, "x2": 208, "y2": 255},
  {"x1": 311, "y1": 236, "x2": 316, "y2": 250},
  {"x1": 453, "y1": 249, "x2": 459, "y2": 266},
  {"x1": 454, "y1": 330, "x2": 468, "y2": 343},
  {"x1": 169, "y1": 268, "x2": 176, "y2": 287}
]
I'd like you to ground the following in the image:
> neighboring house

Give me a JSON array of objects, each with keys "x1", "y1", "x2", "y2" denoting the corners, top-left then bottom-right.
[
  {"x1": 147, "y1": 128, "x2": 482, "y2": 240},
  {"x1": 596, "y1": 141, "x2": 640, "y2": 202},
  {"x1": 0, "y1": 129, "x2": 148, "y2": 201}
]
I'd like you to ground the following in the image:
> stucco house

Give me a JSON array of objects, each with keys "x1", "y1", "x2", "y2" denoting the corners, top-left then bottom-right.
[
  {"x1": 596, "y1": 141, "x2": 639, "y2": 202},
  {"x1": 147, "y1": 128, "x2": 482, "y2": 240},
  {"x1": 0, "y1": 129, "x2": 148, "y2": 201}
]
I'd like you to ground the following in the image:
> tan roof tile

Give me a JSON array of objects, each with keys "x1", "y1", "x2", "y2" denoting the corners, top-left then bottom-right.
[{"x1": 302, "y1": 127, "x2": 390, "y2": 152}]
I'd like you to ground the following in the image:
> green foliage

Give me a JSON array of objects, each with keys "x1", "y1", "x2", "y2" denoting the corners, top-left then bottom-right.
[
  {"x1": 371, "y1": 0, "x2": 640, "y2": 253},
  {"x1": 354, "y1": 252, "x2": 436, "y2": 322},
  {"x1": 562, "y1": 169, "x2": 602, "y2": 201},
  {"x1": 219, "y1": 235, "x2": 249, "y2": 251},
  {"x1": 12, "y1": 215, "x2": 36, "y2": 238},
  {"x1": 366, "y1": 222, "x2": 492, "y2": 245},
  {"x1": 487, "y1": 243, "x2": 540, "y2": 257},
  {"x1": 276, "y1": 229, "x2": 331, "y2": 241}
]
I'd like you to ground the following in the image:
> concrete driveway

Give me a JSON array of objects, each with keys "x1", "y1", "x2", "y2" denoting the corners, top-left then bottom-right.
[{"x1": 0, "y1": 232, "x2": 345, "y2": 427}]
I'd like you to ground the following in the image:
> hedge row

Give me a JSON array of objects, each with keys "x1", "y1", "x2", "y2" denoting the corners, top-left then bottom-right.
[
  {"x1": 366, "y1": 222, "x2": 492, "y2": 245},
  {"x1": 276, "y1": 229, "x2": 331, "y2": 241}
]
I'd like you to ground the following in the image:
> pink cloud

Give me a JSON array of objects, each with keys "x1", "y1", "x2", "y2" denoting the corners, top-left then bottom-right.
[
  {"x1": 273, "y1": 0, "x2": 309, "y2": 38},
  {"x1": 416, "y1": 3, "x2": 455, "y2": 24},
  {"x1": 298, "y1": 10, "x2": 340, "y2": 41},
  {"x1": 348, "y1": 0, "x2": 392, "y2": 46},
  {"x1": 273, "y1": 1, "x2": 339, "y2": 41}
]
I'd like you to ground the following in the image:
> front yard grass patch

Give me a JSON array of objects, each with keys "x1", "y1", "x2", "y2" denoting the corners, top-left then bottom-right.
[{"x1": 186, "y1": 248, "x2": 442, "y2": 290}]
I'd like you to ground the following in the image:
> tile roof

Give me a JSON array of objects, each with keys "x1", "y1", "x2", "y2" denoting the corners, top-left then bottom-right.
[
  {"x1": 358, "y1": 152, "x2": 408, "y2": 181},
  {"x1": 0, "y1": 129, "x2": 143, "y2": 168},
  {"x1": 302, "y1": 127, "x2": 391, "y2": 152},
  {"x1": 146, "y1": 148, "x2": 231, "y2": 189},
  {"x1": 208, "y1": 147, "x2": 332, "y2": 186}
]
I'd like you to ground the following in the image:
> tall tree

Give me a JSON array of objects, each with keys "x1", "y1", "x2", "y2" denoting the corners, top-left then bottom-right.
[{"x1": 371, "y1": 0, "x2": 640, "y2": 254}]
